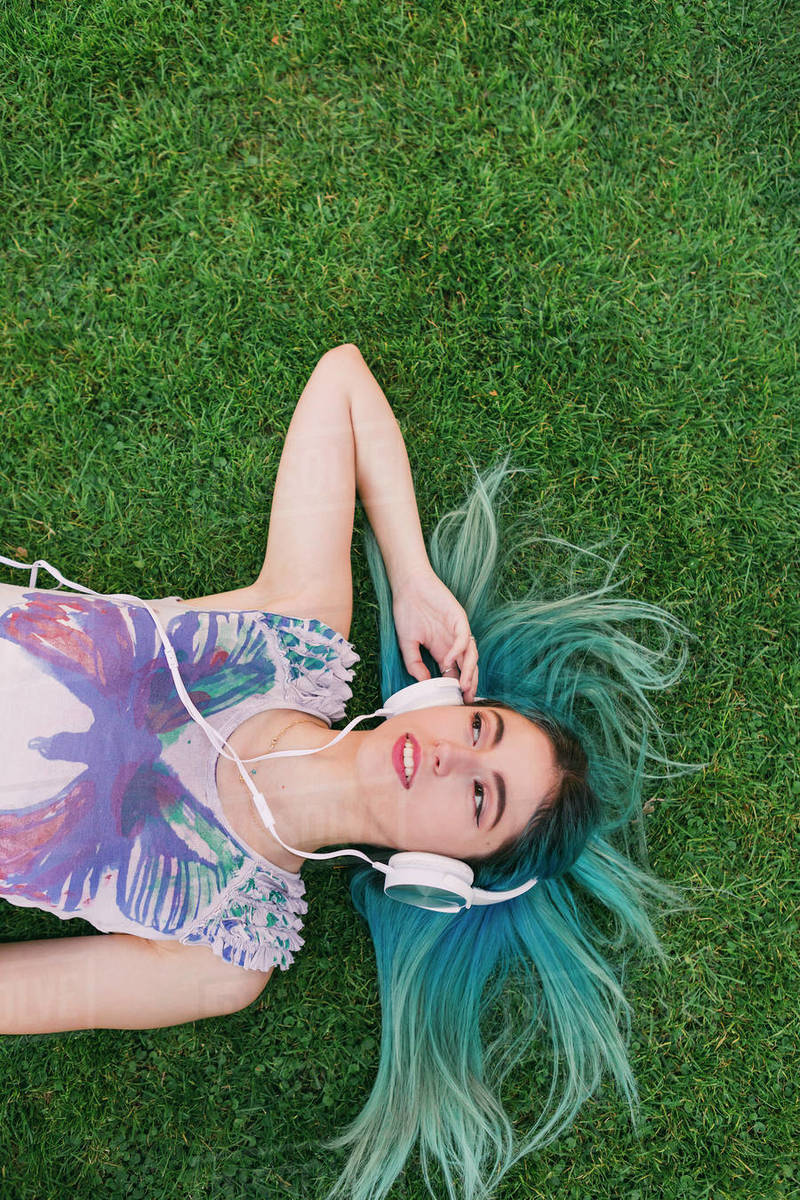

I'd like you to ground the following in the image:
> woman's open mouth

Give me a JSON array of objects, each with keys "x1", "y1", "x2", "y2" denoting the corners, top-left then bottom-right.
[{"x1": 392, "y1": 733, "x2": 420, "y2": 789}]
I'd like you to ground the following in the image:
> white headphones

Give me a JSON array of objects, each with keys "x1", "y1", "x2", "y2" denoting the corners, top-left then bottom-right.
[{"x1": 0, "y1": 554, "x2": 538, "y2": 913}]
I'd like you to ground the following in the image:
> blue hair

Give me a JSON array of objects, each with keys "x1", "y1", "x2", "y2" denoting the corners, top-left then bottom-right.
[{"x1": 325, "y1": 457, "x2": 704, "y2": 1200}]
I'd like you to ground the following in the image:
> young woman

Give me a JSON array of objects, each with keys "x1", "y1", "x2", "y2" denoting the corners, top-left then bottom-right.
[{"x1": 0, "y1": 344, "x2": 700, "y2": 1200}]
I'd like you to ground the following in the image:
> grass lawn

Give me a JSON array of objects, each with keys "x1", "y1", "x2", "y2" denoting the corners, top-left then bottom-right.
[{"x1": 0, "y1": 2, "x2": 796, "y2": 1198}]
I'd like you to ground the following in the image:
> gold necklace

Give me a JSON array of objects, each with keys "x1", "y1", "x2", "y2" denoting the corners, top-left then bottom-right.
[
  {"x1": 268, "y1": 717, "x2": 320, "y2": 753},
  {"x1": 237, "y1": 717, "x2": 320, "y2": 791}
]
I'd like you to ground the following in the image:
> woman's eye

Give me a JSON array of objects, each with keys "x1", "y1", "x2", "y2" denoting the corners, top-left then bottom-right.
[
  {"x1": 474, "y1": 781, "x2": 485, "y2": 823},
  {"x1": 471, "y1": 712, "x2": 484, "y2": 821}
]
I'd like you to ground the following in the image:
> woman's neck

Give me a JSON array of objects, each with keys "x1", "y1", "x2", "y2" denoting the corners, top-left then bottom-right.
[{"x1": 239, "y1": 717, "x2": 370, "y2": 870}]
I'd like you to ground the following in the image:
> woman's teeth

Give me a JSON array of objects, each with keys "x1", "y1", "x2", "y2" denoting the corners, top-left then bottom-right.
[{"x1": 403, "y1": 736, "x2": 414, "y2": 783}]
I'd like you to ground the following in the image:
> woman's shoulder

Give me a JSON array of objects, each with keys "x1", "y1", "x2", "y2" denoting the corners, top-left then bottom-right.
[
  {"x1": 161, "y1": 584, "x2": 351, "y2": 641},
  {"x1": 153, "y1": 590, "x2": 360, "y2": 724},
  {"x1": 160, "y1": 592, "x2": 359, "y2": 668},
  {"x1": 179, "y1": 853, "x2": 308, "y2": 974}
]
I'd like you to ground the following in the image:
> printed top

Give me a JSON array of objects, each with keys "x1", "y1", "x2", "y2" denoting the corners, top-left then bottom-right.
[{"x1": 0, "y1": 583, "x2": 359, "y2": 972}]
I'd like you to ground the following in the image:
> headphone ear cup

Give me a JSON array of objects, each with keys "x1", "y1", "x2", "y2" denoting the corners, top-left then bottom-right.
[
  {"x1": 382, "y1": 676, "x2": 464, "y2": 716},
  {"x1": 383, "y1": 852, "x2": 474, "y2": 912}
]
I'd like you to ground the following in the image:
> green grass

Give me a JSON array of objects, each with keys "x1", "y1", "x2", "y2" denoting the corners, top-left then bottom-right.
[{"x1": 0, "y1": 0, "x2": 797, "y2": 1197}]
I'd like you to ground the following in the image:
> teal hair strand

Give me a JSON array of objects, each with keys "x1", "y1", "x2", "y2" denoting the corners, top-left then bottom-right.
[{"x1": 324, "y1": 457, "x2": 704, "y2": 1200}]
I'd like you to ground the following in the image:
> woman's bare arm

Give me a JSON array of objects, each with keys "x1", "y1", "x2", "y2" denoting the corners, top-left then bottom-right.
[
  {"x1": 250, "y1": 345, "x2": 357, "y2": 637},
  {"x1": 161, "y1": 345, "x2": 432, "y2": 629},
  {"x1": 0, "y1": 933, "x2": 270, "y2": 1034},
  {"x1": 344, "y1": 345, "x2": 431, "y2": 590},
  {"x1": 252, "y1": 343, "x2": 431, "y2": 630}
]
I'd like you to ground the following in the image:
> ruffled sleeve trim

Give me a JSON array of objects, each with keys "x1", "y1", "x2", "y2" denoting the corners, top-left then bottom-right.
[
  {"x1": 179, "y1": 860, "x2": 308, "y2": 972},
  {"x1": 259, "y1": 614, "x2": 360, "y2": 727}
]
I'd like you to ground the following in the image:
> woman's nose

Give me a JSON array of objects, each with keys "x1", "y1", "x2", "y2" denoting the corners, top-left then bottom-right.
[{"x1": 433, "y1": 741, "x2": 474, "y2": 775}]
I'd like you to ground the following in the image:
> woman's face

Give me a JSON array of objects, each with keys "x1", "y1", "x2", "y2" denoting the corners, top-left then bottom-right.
[{"x1": 356, "y1": 704, "x2": 561, "y2": 861}]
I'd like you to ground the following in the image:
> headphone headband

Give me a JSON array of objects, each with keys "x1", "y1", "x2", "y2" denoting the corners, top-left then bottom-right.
[
  {"x1": 378, "y1": 675, "x2": 471, "y2": 715},
  {"x1": 382, "y1": 852, "x2": 537, "y2": 912}
]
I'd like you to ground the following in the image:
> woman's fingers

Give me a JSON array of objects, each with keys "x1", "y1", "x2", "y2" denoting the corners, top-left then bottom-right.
[
  {"x1": 443, "y1": 630, "x2": 479, "y2": 699},
  {"x1": 399, "y1": 639, "x2": 431, "y2": 684},
  {"x1": 443, "y1": 631, "x2": 468, "y2": 673},
  {"x1": 462, "y1": 646, "x2": 479, "y2": 700}
]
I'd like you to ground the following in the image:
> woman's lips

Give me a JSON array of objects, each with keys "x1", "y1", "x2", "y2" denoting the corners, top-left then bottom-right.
[{"x1": 392, "y1": 732, "x2": 420, "y2": 788}]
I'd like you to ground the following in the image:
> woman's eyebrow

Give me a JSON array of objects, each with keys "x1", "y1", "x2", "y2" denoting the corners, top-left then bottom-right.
[
  {"x1": 490, "y1": 709, "x2": 504, "y2": 747},
  {"x1": 488, "y1": 710, "x2": 506, "y2": 830}
]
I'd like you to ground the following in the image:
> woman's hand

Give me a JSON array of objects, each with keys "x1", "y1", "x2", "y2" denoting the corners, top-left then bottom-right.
[{"x1": 391, "y1": 564, "x2": 479, "y2": 703}]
